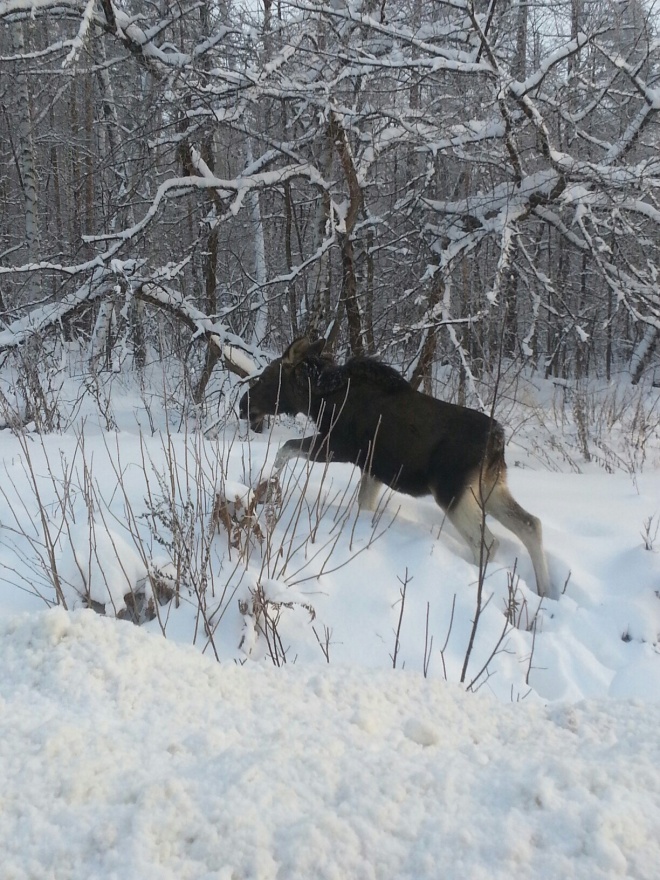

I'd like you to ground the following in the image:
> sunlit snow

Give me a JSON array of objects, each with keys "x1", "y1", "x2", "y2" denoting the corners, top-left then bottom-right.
[{"x1": 0, "y1": 369, "x2": 659, "y2": 878}]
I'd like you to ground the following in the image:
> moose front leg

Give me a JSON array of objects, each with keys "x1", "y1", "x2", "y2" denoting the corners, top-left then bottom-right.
[
  {"x1": 273, "y1": 435, "x2": 331, "y2": 471},
  {"x1": 357, "y1": 472, "x2": 382, "y2": 511},
  {"x1": 274, "y1": 438, "x2": 383, "y2": 513}
]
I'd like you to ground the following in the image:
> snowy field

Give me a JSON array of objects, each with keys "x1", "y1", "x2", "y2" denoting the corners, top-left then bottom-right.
[
  {"x1": 1, "y1": 367, "x2": 659, "y2": 878},
  {"x1": 1, "y1": 609, "x2": 659, "y2": 880}
]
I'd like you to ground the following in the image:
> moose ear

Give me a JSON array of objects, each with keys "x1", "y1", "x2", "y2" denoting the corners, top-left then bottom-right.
[
  {"x1": 307, "y1": 338, "x2": 326, "y2": 358},
  {"x1": 282, "y1": 337, "x2": 312, "y2": 365},
  {"x1": 282, "y1": 336, "x2": 327, "y2": 366}
]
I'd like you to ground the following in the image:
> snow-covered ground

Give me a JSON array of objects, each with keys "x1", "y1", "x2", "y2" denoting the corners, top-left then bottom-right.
[
  {"x1": 0, "y1": 368, "x2": 659, "y2": 878},
  {"x1": 1, "y1": 609, "x2": 658, "y2": 880}
]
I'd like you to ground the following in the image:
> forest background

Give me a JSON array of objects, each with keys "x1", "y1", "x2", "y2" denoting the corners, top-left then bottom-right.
[{"x1": 1, "y1": 0, "x2": 659, "y2": 399}]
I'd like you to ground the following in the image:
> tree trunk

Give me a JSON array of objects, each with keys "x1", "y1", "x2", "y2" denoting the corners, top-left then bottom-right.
[
  {"x1": 630, "y1": 325, "x2": 658, "y2": 385},
  {"x1": 329, "y1": 112, "x2": 364, "y2": 356},
  {"x1": 246, "y1": 140, "x2": 268, "y2": 346},
  {"x1": 11, "y1": 21, "x2": 39, "y2": 299},
  {"x1": 410, "y1": 271, "x2": 443, "y2": 392}
]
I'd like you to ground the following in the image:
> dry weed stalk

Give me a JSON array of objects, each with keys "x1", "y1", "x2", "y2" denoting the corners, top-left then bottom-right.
[
  {"x1": 641, "y1": 514, "x2": 659, "y2": 552},
  {"x1": 238, "y1": 582, "x2": 316, "y2": 666},
  {"x1": 391, "y1": 568, "x2": 411, "y2": 669}
]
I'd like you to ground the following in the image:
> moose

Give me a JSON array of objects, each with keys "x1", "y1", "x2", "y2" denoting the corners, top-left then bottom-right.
[{"x1": 239, "y1": 337, "x2": 553, "y2": 598}]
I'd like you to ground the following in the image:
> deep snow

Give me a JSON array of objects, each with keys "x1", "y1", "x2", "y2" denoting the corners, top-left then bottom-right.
[
  {"x1": 1, "y1": 609, "x2": 658, "y2": 880},
  {"x1": 0, "y1": 370, "x2": 659, "y2": 877}
]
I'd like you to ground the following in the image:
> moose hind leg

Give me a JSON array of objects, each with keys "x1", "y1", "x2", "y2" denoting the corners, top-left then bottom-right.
[
  {"x1": 485, "y1": 483, "x2": 552, "y2": 599},
  {"x1": 441, "y1": 488, "x2": 499, "y2": 567}
]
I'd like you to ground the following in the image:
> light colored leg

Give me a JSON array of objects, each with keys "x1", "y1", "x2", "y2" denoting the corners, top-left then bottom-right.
[
  {"x1": 485, "y1": 483, "x2": 553, "y2": 598},
  {"x1": 443, "y1": 489, "x2": 499, "y2": 566},
  {"x1": 273, "y1": 436, "x2": 318, "y2": 471},
  {"x1": 358, "y1": 472, "x2": 382, "y2": 511},
  {"x1": 273, "y1": 443, "x2": 300, "y2": 471}
]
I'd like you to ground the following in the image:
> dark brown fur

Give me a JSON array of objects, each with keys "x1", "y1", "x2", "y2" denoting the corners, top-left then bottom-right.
[{"x1": 239, "y1": 338, "x2": 552, "y2": 597}]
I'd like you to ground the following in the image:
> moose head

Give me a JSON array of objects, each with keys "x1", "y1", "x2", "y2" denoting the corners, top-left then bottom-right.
[{"x1": 238, "y1": 337, "x2": 327, "y2": 433}]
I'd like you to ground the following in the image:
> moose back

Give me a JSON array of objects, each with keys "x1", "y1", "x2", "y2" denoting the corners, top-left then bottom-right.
[{"x1": 239, "y1": 337, "x2": 552, "y2": 598}]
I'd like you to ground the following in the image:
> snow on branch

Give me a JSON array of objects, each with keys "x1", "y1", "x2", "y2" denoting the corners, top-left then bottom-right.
[
  {"x1": 593, "y1": 40, "x2": 660, "y2": 111},
  {"x1": 603, "y1": 103, "x2": 657, "y2": 165},
  {"x1": 509, "y1": 33, "x2": 592, "y2": 98},
  {"x1": 135, "y1": 283, "x2": 263, "y2": 378},
  {"x1": 0, "y1": 0, "x2": 235, "y2": 75},
  {"x1": 84, "y1": 164, "x2": 329, "y2": 246},
  {"x1": 226, "y1": 233, "x2": 338, "y2": 322},
  {"x1": 61, "y1": 0, "x2": 95, "y2": 68},
  {"x1": 293, "y1": 0, "x2": 488, "y2": 70},
  {"x1": 0, "y1": 274, "x2": 114, "y2": 354},
  {"x1": 0, "y1": 271, "x2": 263, "y2": 380},
  {"x1": 97, "y1": 3, "x2": 235, "y2": 75},
  {"x1": 0, "y1": 1, "x2": 84, "y2": 20},
  {"x1": 423, "y1": 168, "x2": 563, "y2": 249}
]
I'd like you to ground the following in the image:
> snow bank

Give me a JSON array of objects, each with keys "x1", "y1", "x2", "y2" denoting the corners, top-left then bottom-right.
[{"x1": 0, "y1": 610, "x2": 658, "y2": 880}]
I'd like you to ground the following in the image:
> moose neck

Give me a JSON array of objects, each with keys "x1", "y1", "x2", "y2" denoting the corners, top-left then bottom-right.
[{"x1": 293, "y1": 357, "x2": 334, "y2": 423}]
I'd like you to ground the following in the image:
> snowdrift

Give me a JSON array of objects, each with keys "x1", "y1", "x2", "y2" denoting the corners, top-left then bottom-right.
[{"x1": 1, "y1": 610, "x2": 658, "y2": 880}]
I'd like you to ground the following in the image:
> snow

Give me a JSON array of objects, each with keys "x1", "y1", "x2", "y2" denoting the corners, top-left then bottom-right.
[
  {"x1": 57, "y1": 520, "x2": 149, "y2": 613},
  {"x1": 0, "y1": 609, "x2": 658, "y2": 879},
  {"x1": 0, "y1": 371, "x2": 660, "y2": 876},
  {"x1": 221, "y1": 343, "x2": 259, "y2": 377}
]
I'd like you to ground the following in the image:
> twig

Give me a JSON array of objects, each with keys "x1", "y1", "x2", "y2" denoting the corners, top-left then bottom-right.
[{"x1": 391, "y1": 568, "x2": 411, "y2": 669}]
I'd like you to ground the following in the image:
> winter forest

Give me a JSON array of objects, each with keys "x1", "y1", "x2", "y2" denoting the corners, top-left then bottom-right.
[
  {"x1": 1, "y1": 0, "x2": 659, "y2": 391},
  {"x1": 2, "y1": 5, "x2": 660, "y2": 876}
]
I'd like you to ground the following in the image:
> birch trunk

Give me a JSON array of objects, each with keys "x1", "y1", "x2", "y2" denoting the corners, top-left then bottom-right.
[{"x1": 247, "y1": 140, "x2": 269, "y2": 347}]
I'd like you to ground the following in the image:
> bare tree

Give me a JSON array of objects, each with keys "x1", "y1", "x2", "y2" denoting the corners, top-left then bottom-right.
[{"x1": 0, "y1": 0, "x2": 658, "y2": 388}]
